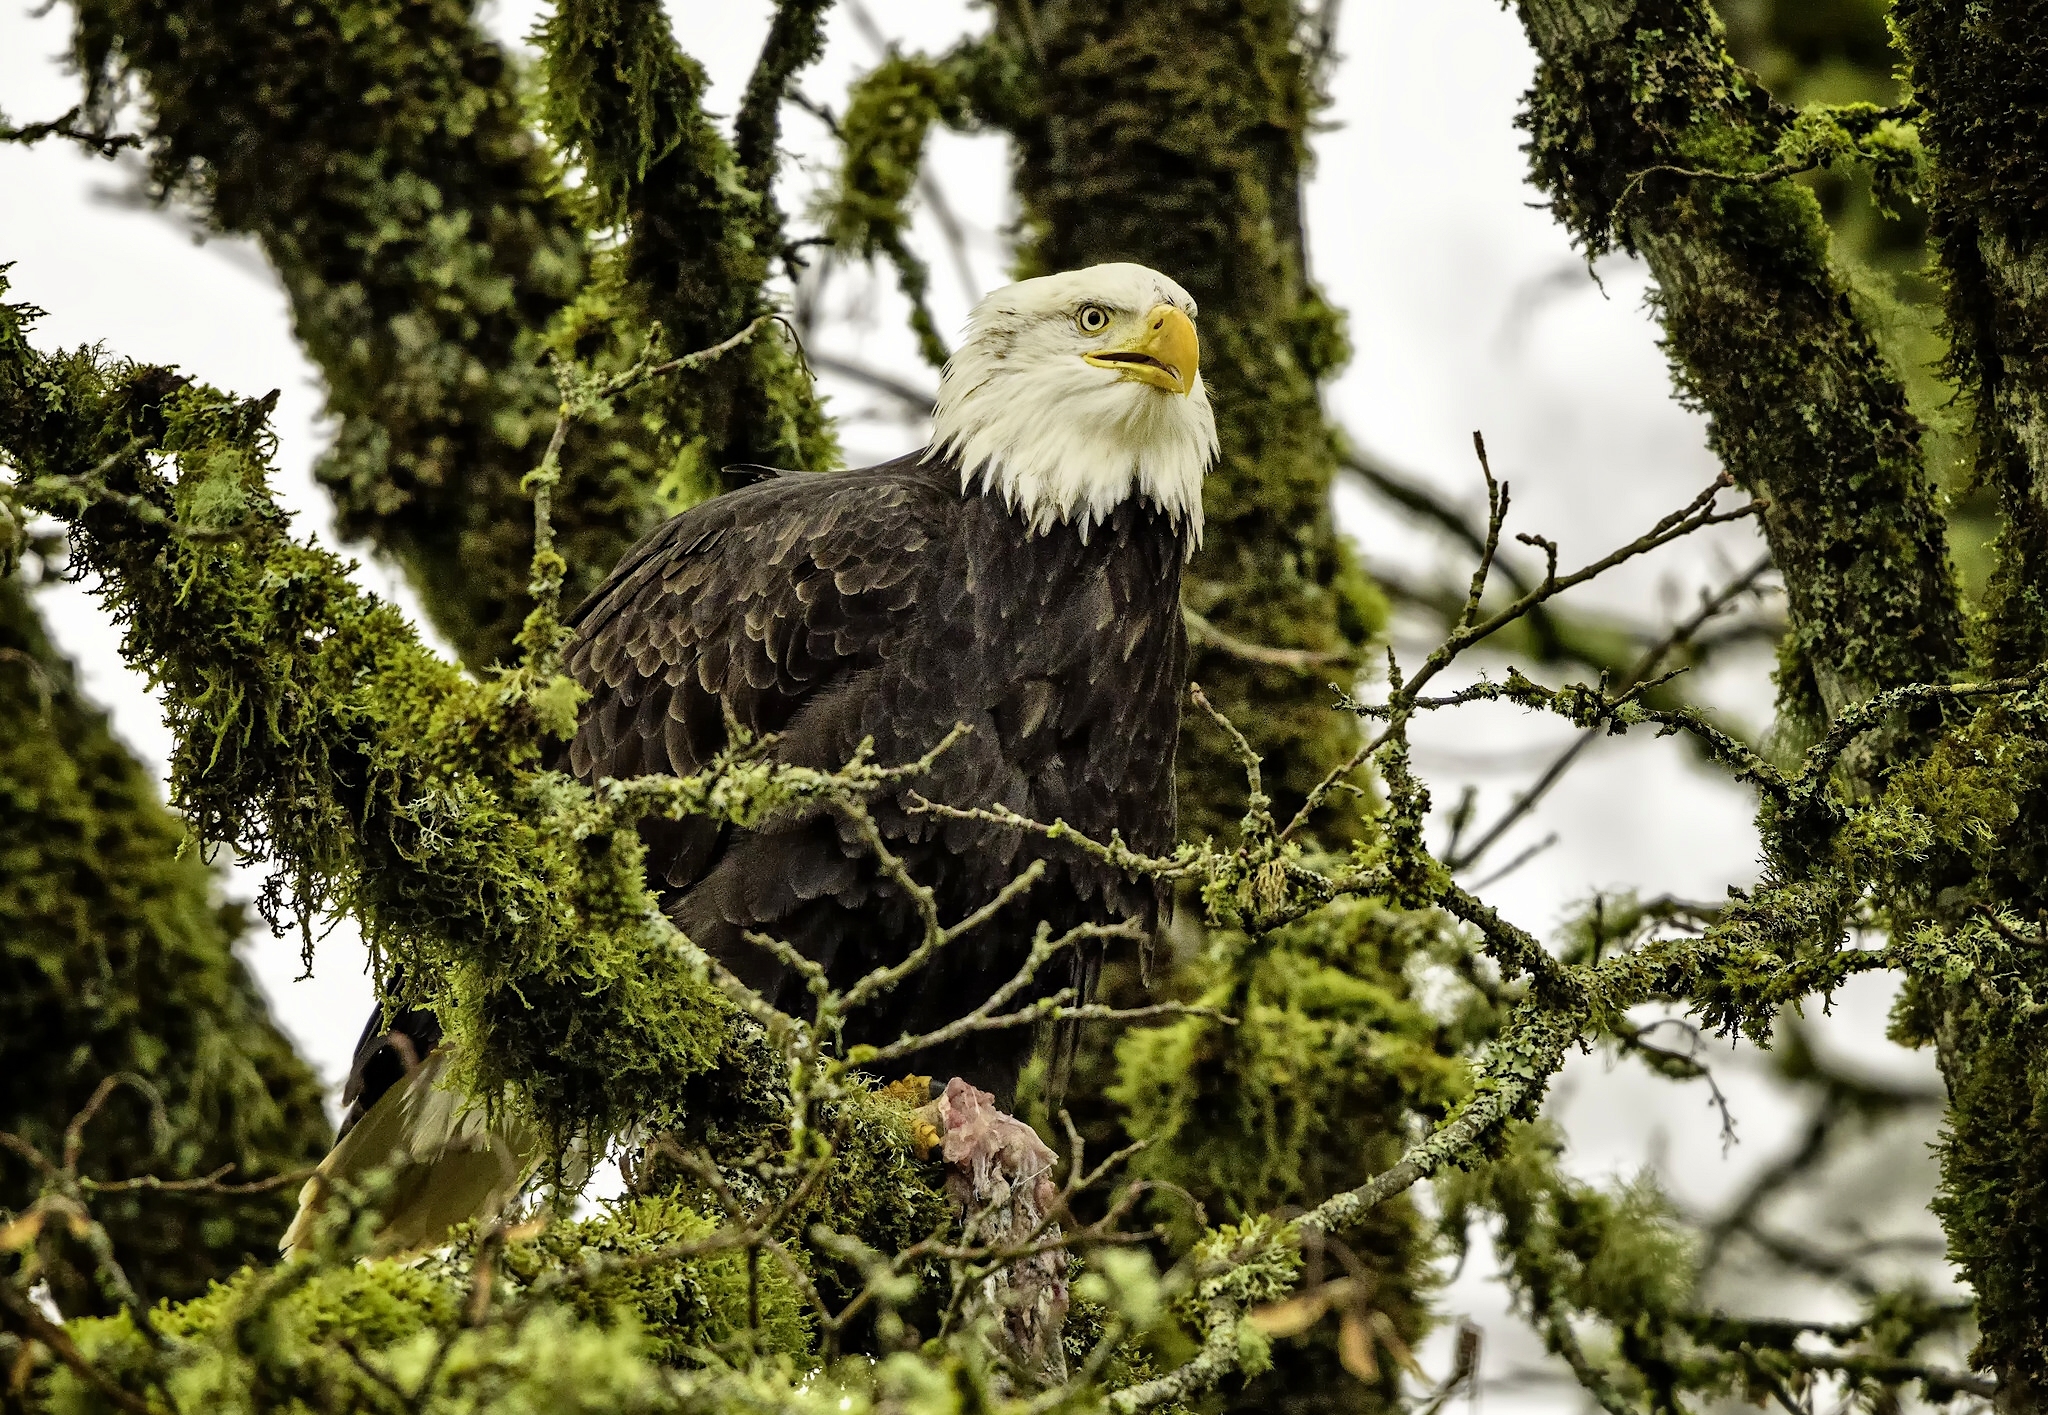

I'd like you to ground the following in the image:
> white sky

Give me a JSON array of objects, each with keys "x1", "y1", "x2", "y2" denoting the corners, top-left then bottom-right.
[{"x1": 0, "y1": 0, "x2": 1958, "y2": 1400}]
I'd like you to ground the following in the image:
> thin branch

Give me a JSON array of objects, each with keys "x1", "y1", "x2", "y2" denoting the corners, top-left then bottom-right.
[
  {"x1": 0, "y1": 1280, "x2": 154, "y2": 1415},
  {"x1": 809, "y1": 351, "x2": 936, "y2": 412},
  {"x1": 1281, "y1": 469, "x2": 1760, "y2": 843},
  {"x1": 1184, "y1": 605, "x2": 1348, "y2": 672},
  {"x1": 79, "y1": 1164, "x2": 315, "y2": 1196},
  {"x1": 1190, "y1": 682, "x2": 1268, "y2": 836},
  {"x1": 0, "y1": 105, "x2": 142, "y2": 158},
  {"x1": 1447, "y1": 554, "x2": 1773, "y2": 872},
  {"x1": 904, "y1": 794, "x2": 1196, "y2": 880}
]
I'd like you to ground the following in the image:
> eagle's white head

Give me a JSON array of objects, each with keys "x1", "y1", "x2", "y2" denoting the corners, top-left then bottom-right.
[{"x1": 926, "y1": 262, "x2": 1219, "y2": 550}]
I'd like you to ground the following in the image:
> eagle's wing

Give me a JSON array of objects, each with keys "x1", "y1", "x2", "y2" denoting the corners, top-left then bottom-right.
[{"x1": 560, "y1": 459, "x2": 951, "y2": 897}]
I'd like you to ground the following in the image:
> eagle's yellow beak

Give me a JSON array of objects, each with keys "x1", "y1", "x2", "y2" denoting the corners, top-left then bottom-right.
[{"x1": 1083, "y1": 304, "x2": 1200, "y2": 396}]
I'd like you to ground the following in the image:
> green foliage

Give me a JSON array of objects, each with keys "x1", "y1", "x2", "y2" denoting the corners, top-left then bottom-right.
[
  {"x1": 40, "y1": 1258, "x2": 672, "y2": 1413},
  {"x1": 1111, "y1": 902, "x2": 1462, "y2": 1226},
  {"x1": 0, "y1": 578, "x2": 329, "y2": 1315}
]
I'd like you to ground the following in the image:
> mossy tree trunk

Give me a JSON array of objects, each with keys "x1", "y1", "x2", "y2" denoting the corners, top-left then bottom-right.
[
  {"x1": 0, "y1": 579, "x2": 329, "y2": 1315},
  {"x1": 1516, "y1": 0, "x2": 2048, "y2": 1404},
  {"x1": 959, "y1": 7, "x2": 1439, "y2": 1411},
  {"x1": 1517, "y1": 0, "x2": 1962, "y2": 738},
  {"x1": 1891, "y1": 5, "x2": 2048, "y2": 1406},
  {"x1": 981, "y1": 0, "x2": 1378, "y2": 843}
]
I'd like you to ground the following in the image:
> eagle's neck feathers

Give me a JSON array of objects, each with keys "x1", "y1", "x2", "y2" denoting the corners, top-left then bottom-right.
[{"x1": 922, "y1": 292, "x2": 1218, "y2": 554}]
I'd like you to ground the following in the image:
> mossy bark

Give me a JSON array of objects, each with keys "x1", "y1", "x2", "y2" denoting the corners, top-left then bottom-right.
[
  {"x1": 1517, "y1": 0, "x2": 1962, "y2": 738},
  {"x1": 0, "y1": 578, "x2": 329, "y2": 1315},
  {"x1": 533, "y1": 0, "x2": 836, "y2": 509},
  {"x1": 1892, "y1": 0, "x2": 2048, "y2": 674},
  {"x1": 1885, "y1": 6, "x2": 2048, "y2": 1405}
]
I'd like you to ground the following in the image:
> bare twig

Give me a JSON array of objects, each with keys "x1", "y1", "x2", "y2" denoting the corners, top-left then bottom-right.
[
  {"x1": 810, "y1": 351, "x2": 937, "y2": 413},
  {"x1": 1447, "y1": 554, "x2": 1773, "y2": 872},
  {"x1": 0, "y1": 105, "x2": 141, "y2": 158},
  {"x1": 1184, "y1": 606, "x2": 1348, "y2": 672}
]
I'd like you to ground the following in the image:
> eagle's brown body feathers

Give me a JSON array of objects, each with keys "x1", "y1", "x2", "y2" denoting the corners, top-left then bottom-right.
[
  {"x1": 337, "y1": 449, "x2": 1188, "y2": 1143},
  {"x1": 553, "y1": 451, "x2": 1187, "y2": 1095}
]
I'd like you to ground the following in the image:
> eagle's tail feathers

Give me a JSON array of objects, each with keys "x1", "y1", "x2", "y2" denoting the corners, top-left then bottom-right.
[{"x1": 280, "y1": 1046, "x2": 538, "y2": 1259}]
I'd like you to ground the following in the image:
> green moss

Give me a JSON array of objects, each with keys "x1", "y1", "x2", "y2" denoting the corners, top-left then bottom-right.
[
  {"x1": 1438, "y1": 1122, "x2": 1723, "y2": 1412},
  {"x1": 1107, "y1": 901, "x2": 1460, "y2": 1410},
  {"x1": 1834, "y1": 692, "x2": 2048, "y2": 1393},
  {"x1": 1891, "y1": 0, "x2": 2048, "y2": 673},
  {"x1": 504, "y1": 1196, "x2": 811, "y2": 1365},
  {"x1": 1517, "y1": 0, "x2": 1962, "y2": 740},
  {"x1": 1875, "y1": 7, "x2": 2048, "y2": 1390},
  {"x1": 42, "y1": 1257, "x2": 676, "y2": 1414},
  {"x1": 820, "y1": 54, "x2": 977, "y2": 368},
  {"x1": 535, "y1": 0, "x2": 837, "y2": 505},
  {"x1": 0, "y1": 576, "x2": 329, "y2": 1316},
  {"x1": 1111, "y1": 901, "x2": 1463, "y2": 1227}
]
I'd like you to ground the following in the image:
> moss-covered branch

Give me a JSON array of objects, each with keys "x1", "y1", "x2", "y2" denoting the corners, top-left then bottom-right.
[
  {"x1": 64, "y1": 0, "x2": 593, "y2": 666},
  {"x1": 1516, "y1": 0, "x2": 1963, "y2": 735},
  {"x1": 1892, "y1": 1, "x2": 2048, "y2": 673},
  {"x1": 0, "y1": 288, "x2": 747, "y2": 1154},
  {"x1": 535, "y1": 0, "x2": 836, "y2": 513}
]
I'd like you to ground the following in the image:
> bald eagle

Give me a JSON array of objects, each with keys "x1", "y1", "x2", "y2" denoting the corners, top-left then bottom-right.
[{"x1": 287, "y1": 262, "x2": 1218, "y2": 1253}]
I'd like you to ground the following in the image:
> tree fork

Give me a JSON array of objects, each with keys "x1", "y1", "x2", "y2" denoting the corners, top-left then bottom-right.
[{"x1": 1515, "y1": 0, "x2": 1963, "y2": 736}]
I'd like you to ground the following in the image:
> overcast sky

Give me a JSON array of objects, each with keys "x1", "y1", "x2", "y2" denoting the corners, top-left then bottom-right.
[{"x1": 0, "y1": 1, "x2": 1956, "y2": 1400}]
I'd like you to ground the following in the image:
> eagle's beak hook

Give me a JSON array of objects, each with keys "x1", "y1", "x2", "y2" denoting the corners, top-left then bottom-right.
[{"x1": 1084, "y1": 304, "x2": 1200, "y2": 396}]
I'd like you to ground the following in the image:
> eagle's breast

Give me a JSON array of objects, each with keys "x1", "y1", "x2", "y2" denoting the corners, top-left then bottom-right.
[{"x1": 557, "y1": 450, "x2": 1192, "y2": 1098}]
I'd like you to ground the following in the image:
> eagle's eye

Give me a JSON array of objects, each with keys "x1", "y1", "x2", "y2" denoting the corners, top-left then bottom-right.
[{"x1": 1075, "y1": 304, "x2": 1111, "y2": 334}]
